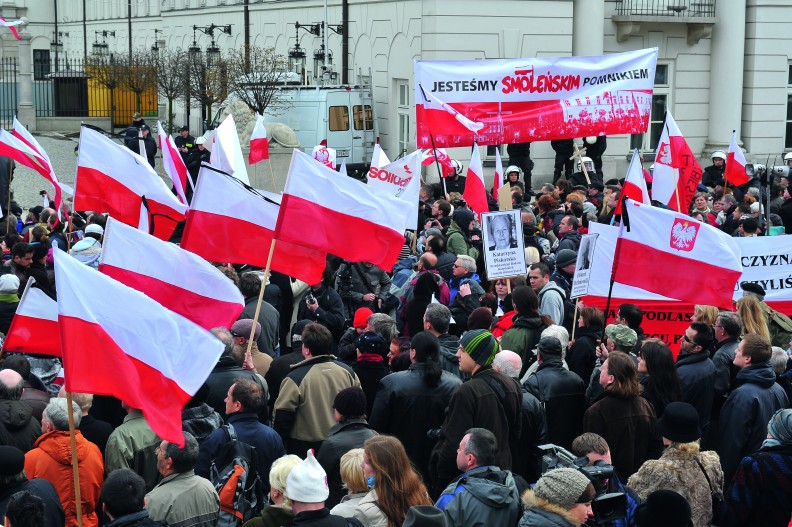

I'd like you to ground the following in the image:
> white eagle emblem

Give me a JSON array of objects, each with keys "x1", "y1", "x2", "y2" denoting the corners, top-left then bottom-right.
[{"x1": 670, "y1": 218, "x2": 699, "y2": 252}]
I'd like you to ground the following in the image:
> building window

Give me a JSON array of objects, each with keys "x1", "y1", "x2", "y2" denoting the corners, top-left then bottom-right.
[
  {"x1": 353, "y1": 105, "x2": 373, "y2": 130},
  {"x1": 786, "y1": 64, "x2": 792, "y2": 149},
  {"x1": 33, "y1": 50, "x2": 50, "y2": 80},
  {"x1": 631, "y1": 63, "x2": 670, "y2": 152},
  {"x1": 396, "y1": 80, "x2": 410, "y2": 156}
]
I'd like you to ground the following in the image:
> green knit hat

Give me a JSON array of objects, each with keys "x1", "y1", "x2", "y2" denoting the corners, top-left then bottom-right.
[{"x1": 459, "y1": 329, "x2": 499, "y2": 367}]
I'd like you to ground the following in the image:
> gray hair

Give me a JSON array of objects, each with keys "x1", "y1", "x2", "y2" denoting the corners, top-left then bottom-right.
[
  {"x1": 456, "y1": 254, "x2": 476, "y2": 274},
  {"x1": 210, "y1": 326, "x2": 235, "y2": 357},
  {"x1": 44, "y1": 398, "x2": 81, "y2": 431},
  {"x1": 424, "y1": 303, "x2": 451, "y2": 334},
  {"x1": 717, "y1": 311, "x2": 742, "y2": 338},
  {"x1": 541, "y1": 325, "x2": 570, "y2": 358},
  {"x1": 164, "y1": 432, "x2": 200, "y2": 473},
  {"x1": 463, "y1": 428, "x2": 498, "y2": 466},
  {"x1": 368, "y1": 313, "x2": 398, "y2": 344},
  {"x1": 492, "y1": 350, "x2": 522, "y2": 378},
  {"x1": 770, "y1": 347, "x2": 789, "y2": 376}
]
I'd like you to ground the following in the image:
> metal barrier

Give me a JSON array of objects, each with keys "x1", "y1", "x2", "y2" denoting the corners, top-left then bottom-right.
[
  {"x1": 616, "y1": 0, "x2": 716, "y2": 17},
  {"x1": 0, "y1": 57, "x2": 17, "y2": 129}
]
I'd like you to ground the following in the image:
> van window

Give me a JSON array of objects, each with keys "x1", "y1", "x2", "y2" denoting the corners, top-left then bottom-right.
[
  {"x1": 353, "y1": 105, "x2": 374, "y2": 131},
  {"x1": 329, "y1": 106, "x2": 350, "y2": 131}
]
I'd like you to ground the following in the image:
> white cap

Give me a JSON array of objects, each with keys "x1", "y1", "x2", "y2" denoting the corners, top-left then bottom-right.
[
  {"x1": 0, "y1": 274, "x2": 19, "y2": 294},
  {"x1": 195, "y1": 136, "x2": 207, "y2": 145},
  {"x1": 85, "y1": 224, "x2": 104, "y2": 236},
  {"x1": 285, "y1": 450, "x2": 329, "y2": 503}
]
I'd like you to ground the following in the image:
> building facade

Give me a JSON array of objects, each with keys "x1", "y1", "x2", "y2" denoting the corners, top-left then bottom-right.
[{"x1": 2, "y1": 0, "x2": 791, "y2": 182}]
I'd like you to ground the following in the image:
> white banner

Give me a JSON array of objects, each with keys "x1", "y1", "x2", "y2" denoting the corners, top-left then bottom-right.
[
  {"x1": 414, "y1": 48, "x2": 658, "y2": 148},
  {"x1": 367, "y1": 150, "x2": 422, "y2": 231},
  {"x1": 482, "y1": 210, "x2": 526, "y2": 279},
  {"x1": 570, "y1": 233, "x2": 599, "y2": 299}
]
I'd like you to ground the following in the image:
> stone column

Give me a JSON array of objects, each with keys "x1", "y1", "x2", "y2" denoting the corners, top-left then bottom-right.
[
  {"x1": 573, "y1": 0, "x2": 604, "y2": 56},
  {"x1": 16, "y1": 18, "x2": 36, "y2": 130},
  {"x1": 705, "y1": 0, "x2": 746, "y2": 153}
]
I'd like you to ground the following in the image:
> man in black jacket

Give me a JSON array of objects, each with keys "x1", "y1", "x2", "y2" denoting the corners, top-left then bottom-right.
[
  {"x1": 676, "y1": 322, "x2": 717, "y2": 431},
  {"x1": 124, "y1": 124, "x2": 157, "y2": 169},
  {"x1": 0, "y1": 446, "x2": 65, "y2": 527},
  {"x1": 296, "y1": 282, "x2": 345, "y2": 343}
]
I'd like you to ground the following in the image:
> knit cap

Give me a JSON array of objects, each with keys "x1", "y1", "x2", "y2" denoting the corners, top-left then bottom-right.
[
  {"x1": 285, "y1": 449, "x2": 329, "y2": 503},
  {"x1": 467, "y1": 307, "x2": 493, "y2": 331},
  {"x1": 604, "y1": 324, "x2": 637, "y2": 349},
  {"x1": 459, "y1": 329, "x2": 499, "y2": 367},
  {"x1": 353, "y1": 307, "x2": 374, "y2": 329},
  {"x1": 355, "y1": 331, "x2": 388, "y2": 358},
  {"x1": 534, "y1": 468, "x2": 592, "y2": 509},
  {"x1": 0, "y1": 446, "x2": 24, "y2": 476},
  {"x1": 555, "y1": 249, "x2": 577, "y2": 269},
  {"x1": 768, "y1": 408, "x2": 792, "y2": 444},
  {"x1": 333, "y1": 387, "x2": 367, "y2": 418}
]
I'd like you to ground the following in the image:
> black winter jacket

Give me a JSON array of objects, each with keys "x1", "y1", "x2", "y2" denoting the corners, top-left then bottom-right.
[
  {"x1": 675, "y1": 351, "x2": 717, "y2": 427},
  {"x1": 316, "y1": 419, "x2": 377, "y2": 508},
  {"x1": 566, "y1": 325, "x2": 601, "y2": 383},
  {"x1": 523, "y1": 359, "x2": 586, "y2": 450},
  {"x1": 296, "y1": 286, "x2": 345, "y2": 342}
]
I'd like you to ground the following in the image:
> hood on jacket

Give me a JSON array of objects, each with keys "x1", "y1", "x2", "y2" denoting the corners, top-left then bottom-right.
[
  {"x1": 437, "y1": 333, "x2": 460, "y2": 363},
  {"x1": 461, "y1": 467, "x2": 519, "y2": 509},
  {"x1": 736, "y1": 363, "x2": 778, "y2": 388},
  {"x1": 539, "y1": 280, "x2": 566, "y2": 298},
  {"x1": 33, "y1": 430, "x2": 95, "y2": 464},
  {"x1": 511, "y1": 315, "x2": 546, "y2": 331},
  {"x1": 521, "y1": 489, "x2": 581, "y2": 527},
  {"x1": 0, "y1": 399, "x2": 34, "y2": 429}
]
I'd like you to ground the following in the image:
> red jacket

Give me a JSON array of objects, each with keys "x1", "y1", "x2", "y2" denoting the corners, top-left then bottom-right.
[{"x1": 24, "y1": 430, "x2": 104, "y2": 527}]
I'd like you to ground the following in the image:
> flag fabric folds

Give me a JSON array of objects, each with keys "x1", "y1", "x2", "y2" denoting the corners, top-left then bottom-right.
[
  {"x1": 463, "y1": 143, "x2": 488, "y2": 216},
  {"x1": 613, "y1": 198, "x2": 741, "y2": 309},
  {"x1": 369, "y1": 143, "x2": 390, "y2": 171},
  {"x1": 367, "y1": 150, "x2": 422, "y2": 231},
  {"x1": 725, "y1": 130, "x2": 750, "y2": 187},
  {"x1": 0, "y1": 17, "x2": 22, "y2": 39},
  {"x1": 181, "y1": 165, "x2": 326, "y2": 285},
  {"x1": 248, "y1": 113, "x2": 270, "y2": 164},
  {"x1": 651, "y1": 111, "x2": 704, "y2": 213},
  {"x1": 53, "y1": 250, "x2": 224, "y2": 446},
  {"x1": 2, "y1": 278, "x2": 60, "y2": 356},
  {"x1": 421, "y1": 148, "x2": 455, "y2": 177},
  {"x1": 312, "y1": 145, "x2": 337, "y2": 169},
  {"x1": 275, "y1": 149, "x2": 409, "y2": 272},
  {"x1": 157, "y1": 121, "x2": 190, "y2": 205},
  {"x1": 615, "y1": 149, "x2": 651, "y2": 215},
  {"x1": 210, "y1": 114, "x2": 251, "y2": 185},
  {"x1": 99, "y1": 217, "x2": 244, "y2": 330},
  {"x1": 492, "y1": 148, "x2": 503, "y2": 200},
  {"x1": 75, "y1": 127, "x2": 187, "y2": 240}
]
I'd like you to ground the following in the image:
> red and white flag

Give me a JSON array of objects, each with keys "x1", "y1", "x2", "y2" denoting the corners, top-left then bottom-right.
[
  {"x1": 75, "y1": 127, "x2": 188, "y2": 240},
  {"x1": 724, "y1": 130, "x2": 750, "y2": 187},
  {"x1": 492, "y1": 148, "x2": 503, "y2": 200},
  {"x1": 463, "y1": 143, "x2": 488, "y2": 216},
  {"x1": 276, "y1": 149, "x2": 410, "y2": 272},
  {"x1": 53, "y1": 250, "x2": 224, "y2": 446},
  {"x1": 0, "y1": 17, "x2": 22, "y2": 40},
  {"x1": 181, "y1": 165, "x2": 326, "y2": 284},
  {"x1": 367, "y1": 150, "x2": 423, "y2": 231},
  {"x1": 312, "y1": 144, "x2": 337, "y2": 169},
  {"x1": 211, "y1": 114, "x2": 251, "y2": 185},
  {"x1": 615, "y1": 149, "x2": 650, "y2": 215},
  {"x1": 421, "y1": 148, "x2": 455, "y2": 177},
  {"x1": 99, "y1": 217, "x2": 244, "y2": 330},
  {"x1": 157, "y1": 121, "x2": 190, "y2": 205},
  {"x1": 613, "y1": 198, "x2": 741, "y2": 309},
  {"x1": 651, "y1": 111, "x2": 704, "y2": 213},
  {"x1": 2, "y1": 278, "x2": 60, "y2": 357},
  {"x1": 248, "y1": 113, "x2": 270, "y2": 164},
  {"x1": 369, "y1": 143, "x2": 390, "y2": 171}
]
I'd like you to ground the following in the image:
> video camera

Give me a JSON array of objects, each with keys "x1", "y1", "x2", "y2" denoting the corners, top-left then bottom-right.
[{"x1": 538, "y1": 444, "x2": 627, "y2": 526}]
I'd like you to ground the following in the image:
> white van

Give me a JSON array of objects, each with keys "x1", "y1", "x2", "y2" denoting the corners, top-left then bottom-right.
[{"x1": 260, "y1": 85, "x2": 377, "y2": 178}]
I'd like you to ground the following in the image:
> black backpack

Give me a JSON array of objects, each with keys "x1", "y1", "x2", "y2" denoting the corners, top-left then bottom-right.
[{"x1": 209, "y1": 424, "x2": 262, "y2": 527}]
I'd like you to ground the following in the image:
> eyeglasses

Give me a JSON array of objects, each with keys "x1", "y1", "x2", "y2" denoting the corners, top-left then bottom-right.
[{"x1": 681, "y1": 334, "x2": 692, "y2": 343}]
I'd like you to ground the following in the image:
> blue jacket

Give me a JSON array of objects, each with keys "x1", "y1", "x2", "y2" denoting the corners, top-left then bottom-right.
[
  {"x1": 196, "y1": 412, "x2": 286, "y2": 493},
  {"x1": 436, "y1": 466, "x2": 520, "y2": 527}
]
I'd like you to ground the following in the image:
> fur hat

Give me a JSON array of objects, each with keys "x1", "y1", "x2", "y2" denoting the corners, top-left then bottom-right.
[
  {"x1": 459, "y1": 329, "x2": 499, "y2": 367},
  {"x1": 285, "y1": 450, "x2": 329, "y2": 503},
  {"x1": 534, "y1": 468, "x2": 592, "y2": 509}
]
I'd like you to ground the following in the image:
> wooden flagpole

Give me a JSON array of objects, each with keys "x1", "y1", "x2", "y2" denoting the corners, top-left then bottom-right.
[
  {"x1": 572, "y1": 143, "x2": 591, "y2": 185},
  {"x1": 66, "y1": 391, "x2": 84, "y2": 527},
  {"x1": 244, "y1": 239, "x2": 278, "y2": 362},
  {"x1": 266, "y1": 159, "x2": 277, "y2": 192},
  {"x1": 6, "y1": 161, "x2": 12, "y2": 235},
  {"x1": 570, "y1": 298, "x2": 580, "y2": 341}
]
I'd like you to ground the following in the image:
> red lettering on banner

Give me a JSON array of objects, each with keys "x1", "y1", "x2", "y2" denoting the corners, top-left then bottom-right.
[
  {"x1": 367, "y1": 167, "x2": 412, "y2": 188},
  {"x1": 501, "y1": 68, "x2": 581, "y2": 95}
]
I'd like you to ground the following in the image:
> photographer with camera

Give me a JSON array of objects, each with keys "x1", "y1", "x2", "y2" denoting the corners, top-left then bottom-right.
[
  {"x1": 570, "y1": 433, "x2": 639, "y2": 527},
  {"x1": 519, "y1": 468, "x2": 596, "y2": 527},
  {"x1": 333, "y1": 261, "x2": 392, "y2": 321},
  {"x1": 296, "y1": 280, "x2": 346, "y2": 343}
]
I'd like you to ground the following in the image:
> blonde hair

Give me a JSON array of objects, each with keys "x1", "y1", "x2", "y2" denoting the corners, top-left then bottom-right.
[
  {"x1": 566, "y1": 193, "x2": 583, "y2": 205},
  {"x1": 339, "y1": 448, "x2": 367, "y2": 494},
  {"x1": 736, "y1": 296, "x2": 770, "y2": 339},
  {"x1": 69, "y1": 393, "x2": 94, "y2": 412},
  {"x1": 270, "y1": 454, "x2": 302, "y2": 510},
  {"x1": 693, "y1": 305, "x2": 719, "y2": 326}
]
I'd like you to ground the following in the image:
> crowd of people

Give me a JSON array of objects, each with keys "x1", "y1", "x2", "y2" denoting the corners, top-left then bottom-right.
[{"x1": 1, "y1": 141, "x2": 792, "y2": 527}]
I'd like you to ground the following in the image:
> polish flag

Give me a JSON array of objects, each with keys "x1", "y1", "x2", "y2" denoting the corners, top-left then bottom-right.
[
  {"x1": 312, "y1": 145, "x2": 337, "y2": 169},
  {"x1": 275, "y1": 149, "x2": 410, "y2": 272},
  {"x1": 12, "y1": 117, "x2": 73, "y2": 197},
  {"x1": 53, "y1": 250, "x2": 224, "y2": 446},
  {"x1": 2, "y1": 278, "x2": 60, "y2": 357},
  {"x1": 615, "y1": 149, "x2": 651, "y2": 215},
  {"x1": 422, "y1": 148, "x2": 455, "y2": 177},
  {"x1": 99, "y1": 217, "x2": 244, "y2": 329},
  {"x1": 211, "y1": 114, "x2": 251, "y2": 185},
  {"x1": 369, "y1": 143, "x2": 390, "y2": 171},
  {"x1": 248, "y1": 113, "x2": 269, "y2": 164},
  {"x1": 0, "y1": 17, "x2": 22, "y2": 40},
  {"x1": 651, "y1": 111, "x2": 704, "y2": 213},
  {"x1": 181, "y1": 165, "x2": 326, "y2": 284},
  {"x1": 492, "y1": 148, "x2": 503, "y2": 200},
  {"x1": 463, "y1": 143, "x2": 488, "y2": 216},
  {"x1": 157, "y1": 121, "x2": 189, "y2": 205},
  {"x1": 613, "y1": 198, "x2": 741, "y2": 309},
  {"x1": 724, "y1": 130, "x2": 750, "y2": 187},
  {"x1": 75, "y1": 127, "x2": 188, "y2": 240}
]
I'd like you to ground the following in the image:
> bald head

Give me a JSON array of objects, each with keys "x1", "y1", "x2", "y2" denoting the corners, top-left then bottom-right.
[
  {"x1": 419, "y1": 252, "x2": 438, "y2": 270},
  {"x1": 0, "y1": 369, "x2": 24, "y2": 400},
  {"x1": 492, "y1": 350, "x2": 522, "y2": 378}
]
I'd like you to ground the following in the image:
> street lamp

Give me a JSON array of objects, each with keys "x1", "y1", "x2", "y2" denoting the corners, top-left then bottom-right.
[
  {"x1": 93, "y1": 30, "x2": 114, "y2": 57},
  {"x1": 151, "y1": 29, "x2": 163, "y2": 53},
  {"x1": 50, "y1": 31, "x2": 68, "y2": 54},
  {"x1": 193, "y1": 24, "x2": 231, "y2": 64}
]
